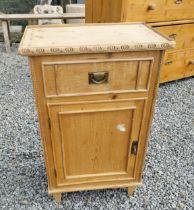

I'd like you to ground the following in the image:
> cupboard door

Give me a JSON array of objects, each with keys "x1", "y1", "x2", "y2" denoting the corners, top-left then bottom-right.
[{"x1": 48, "y1": 100, "x2": 145, "y2": 187}]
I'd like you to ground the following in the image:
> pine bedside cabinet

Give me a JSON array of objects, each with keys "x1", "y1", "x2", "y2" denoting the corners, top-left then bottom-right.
[{"x1": 18, "y1": 23, "x2": 175, "y2": 202}]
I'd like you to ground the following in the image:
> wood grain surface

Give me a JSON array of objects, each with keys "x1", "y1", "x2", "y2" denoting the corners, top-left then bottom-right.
[
  {"x1": 18, "y1": 23, "x2": 174, "y2": 56},
  {"x1": 19, "y1": 24, "x2": 166, "y2": 201}
]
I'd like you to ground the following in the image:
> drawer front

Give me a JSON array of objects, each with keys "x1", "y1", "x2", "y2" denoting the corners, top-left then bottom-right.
[
  {"x1": 126, "y1": 0, "x2": 194, "y2": 22},
  {"x1": 126, "y1": 0, "x2": 166, "y2": 22},
  {"x1": 160, "y1": 50, "x2": 185, "y2": 82},
  {"x1": 42, "y1": 58, "x2": 154, "y2": 97},
  {"x1": 156, "y1": 23, "x2": 194, "y2": 83},
  {"x1": 160, "y1": 49, "x2": 194, "y2": 83},
  {"x1": 165, "y1": 0, "x2": 194, "y2": 21},
  {"x1": 155, "y1": 23, "x2": 194, "y2": 51},
  {"x1": 185, "y1": 49, "x2": 194, "y2": 78}
]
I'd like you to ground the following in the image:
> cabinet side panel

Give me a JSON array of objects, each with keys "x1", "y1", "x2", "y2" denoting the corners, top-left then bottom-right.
[
  {"x1": 28, "y1": 57, "x2": 56, "y2": 189},
  {"x1": 134, "y1": 50, "x2": 165, "y2": 181},
  {"x1": 85, "y1": 0, "x2": 124, "y2": 23},
  {"x1": 85, "y1": 0, "x2": 93, "y2": 23}
]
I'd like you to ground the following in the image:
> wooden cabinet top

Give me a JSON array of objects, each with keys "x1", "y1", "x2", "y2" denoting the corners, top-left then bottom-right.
[{"x1": 18, "y1": 23, "x2": 175, "y2": 56}]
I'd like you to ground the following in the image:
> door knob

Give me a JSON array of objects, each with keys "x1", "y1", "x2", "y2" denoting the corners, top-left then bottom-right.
[
  {"x1": 188, "y1": 60, "x2": 194, "y2": 65},
  {"x1": 169, "y1": 33, "x2": 177, "y2": 40},
  {"x1": 147, "y1": 4, "x2": 156, "y2": 11},
  {"x1": 165, "y1": 60, "x2": 173, "y2": 65},
  {"x1": 175, "y1": 0, "x2": 183, "y2": 4}
]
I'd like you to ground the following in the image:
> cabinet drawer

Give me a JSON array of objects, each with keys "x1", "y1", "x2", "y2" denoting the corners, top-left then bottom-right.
[
  {"x1": 126, "y1": 0, "x2": 165, "y2": 22},
  {"x1": 42, "y1": 58, "x2": 154, "y2": 97},
  {"x1": 155, "y1": 23, "x2": 194, "y2": 51},
  {"x1": 160, "y1": 49, "x2": 194, "y2": 83},
  {"x1": 165, "y1": 0, "x2": 194, "y2": 21},
  {"x1": 126, "y1": 0, "x2": 194, "y2": 22},
  {"x1": 160, "y1": 51, "x2": 185, "y2": 82},
  {"x1": 156, "y1": 23, "x2": 194, "y2": 83},
  {"x1": 185, "y1": 49, "x2": 194, "y2": 78}
]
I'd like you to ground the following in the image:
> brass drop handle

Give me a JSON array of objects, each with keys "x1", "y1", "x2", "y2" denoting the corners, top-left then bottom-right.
[
  {"x1": 165, "y1": 60, "x2": 173, "y2": 65},
  {"x1": 175, "y1": 0, "x2": 183, "y2": 4},
  {"x1": 89, "y1": 71, "x2": 109, "y2": 84},
  {"x1": 147, "y1": 4, "x2": 156, "y2": 10},
  {"x1": 188, "y1": 60, "x2": 194, "y2": 65},
  {"x1": 169, "y1": 33, "x2": 177, "y2": 40}
]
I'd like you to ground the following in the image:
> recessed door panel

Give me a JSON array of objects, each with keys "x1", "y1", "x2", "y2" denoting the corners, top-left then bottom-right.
[
  {"x1": 60, "y1": 109, "x2": 134, "y2": 178},
  {"x1": 48, "y1": 100, "x2": 145, "y2": 187}
]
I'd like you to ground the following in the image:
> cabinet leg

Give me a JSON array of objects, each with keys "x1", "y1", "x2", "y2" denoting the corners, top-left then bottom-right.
[
  {"x1": 53, "y1": 193, "x2": 62, "y2": 203},
  {"x1": 2, "y1": 20, "x2": 11, "y2": 53},
  {"x1": 128, "y1": 187, "x2": 136, "y2": 197}
]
